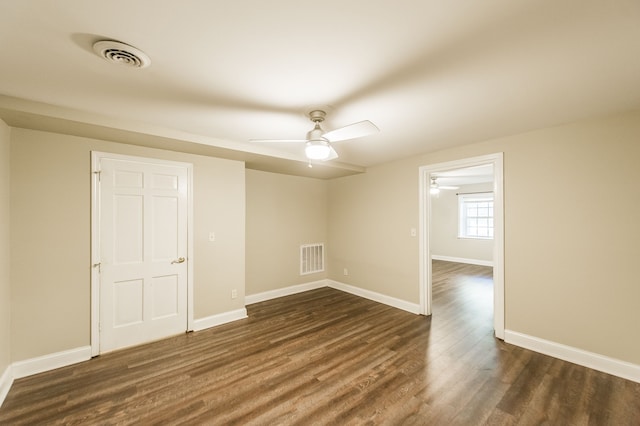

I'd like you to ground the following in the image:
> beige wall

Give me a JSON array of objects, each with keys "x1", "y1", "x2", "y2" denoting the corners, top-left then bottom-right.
[
  {"x1": 0, "y1": 120, "x2": 10, "y2": 376},
  {"x1": 431, "y1": 182, "x2": 494, "y2": 262},
  {"x1": 328, "y1": 159, "x2": 419, "y2": 301},
  {"x1": 328, "y1": 109, "x2": 640, "y2": 365},
  {"x1": 246, "y1": 169, "x2": 327, "y2": 295},
  {"x1": 10, "y1": 128, "x2": 245, "y2": 362}
]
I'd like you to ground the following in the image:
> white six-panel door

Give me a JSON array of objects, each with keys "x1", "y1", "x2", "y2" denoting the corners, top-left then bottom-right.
[{"x1": 93, "y1": 154, "x2": 191, "y2": 354}]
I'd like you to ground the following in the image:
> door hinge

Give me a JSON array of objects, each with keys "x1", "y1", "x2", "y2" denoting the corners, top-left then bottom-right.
[
  {"x1": 93, "y1": 262, "x2": 102, "y2": 272},
  {"x1": 93, "y1": 170, "x2": 101, "y2": 181}
]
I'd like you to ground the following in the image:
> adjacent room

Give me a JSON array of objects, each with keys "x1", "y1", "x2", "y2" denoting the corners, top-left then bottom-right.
[{"x1": 1, "y1": 1, "x2": 639, "y2": 424}]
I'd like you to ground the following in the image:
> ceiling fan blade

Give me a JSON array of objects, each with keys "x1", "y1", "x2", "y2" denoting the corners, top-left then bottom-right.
[
  {"x1": 322, "y1": 120, "x2": 379, "y2": 142},
  {"x1": 249, "y1": 139, "x2": 307, "y2": 143}
]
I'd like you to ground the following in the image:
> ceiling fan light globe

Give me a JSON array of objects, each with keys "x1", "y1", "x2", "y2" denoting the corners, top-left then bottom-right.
[{"x1": 305, "y1": 140, "x2": 331, "y2": 160}]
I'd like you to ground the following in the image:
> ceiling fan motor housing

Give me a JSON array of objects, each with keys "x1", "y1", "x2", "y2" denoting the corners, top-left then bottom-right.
[
  {"x1": 308, "y1": 110, "x2": 326, "y2": 123},
  {"x1": 306, "y1": 123, "x2": 326, "y2": 141}
]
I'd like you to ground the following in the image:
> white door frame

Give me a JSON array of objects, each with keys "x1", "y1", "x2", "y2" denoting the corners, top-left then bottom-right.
[
  {"x1": 90, "y1": 151, "x2": 194, "y2": 356},
  {"x1": 418, "y1": 153, "x2": 504, "y2": 339}
]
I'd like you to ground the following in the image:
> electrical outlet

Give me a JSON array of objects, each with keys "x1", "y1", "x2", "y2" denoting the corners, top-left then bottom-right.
[
  {"x1": 231, "y1": 289, "x2": 237, "y2": 299},
  {"x1": 209, "y1": 231, "x2": 215, "y2": 242},
  {"x1": 343, "y1": 268, "x2": 349, "y2": 276}
]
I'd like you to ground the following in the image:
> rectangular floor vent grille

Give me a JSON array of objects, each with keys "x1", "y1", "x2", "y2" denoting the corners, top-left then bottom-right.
[{"x1": 300, "y1": 243, "x2": 324, "y2": 275}]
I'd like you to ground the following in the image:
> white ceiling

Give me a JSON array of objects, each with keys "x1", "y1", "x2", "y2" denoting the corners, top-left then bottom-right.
[{"x1": 1, "y1": 1, "x2": 640, "y2": 178}]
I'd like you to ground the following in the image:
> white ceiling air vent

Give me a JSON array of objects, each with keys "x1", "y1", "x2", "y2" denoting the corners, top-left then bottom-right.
[{"x1": 92, "y1": 40, "x2": 151, "y2": 68}]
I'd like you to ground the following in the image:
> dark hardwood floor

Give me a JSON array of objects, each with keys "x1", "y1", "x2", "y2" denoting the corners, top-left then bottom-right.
[{"x1": 1, "y1": 260, "x2": 639, "y2": 425}]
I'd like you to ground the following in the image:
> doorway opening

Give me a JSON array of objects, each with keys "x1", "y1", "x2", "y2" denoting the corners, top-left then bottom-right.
[{"x1": 419, "y1": 153, "x2": 504, "y2": 339}]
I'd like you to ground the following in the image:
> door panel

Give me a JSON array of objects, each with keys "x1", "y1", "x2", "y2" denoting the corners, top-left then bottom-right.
[
  {"x1": 113, "y1": 279, "x2": 144, "y2": 327},
  {"x1": 152, "y1": 173, "x2": 178, "y2": 190},
  {"x1": 152, "y1": 275, "x2": 179, "y2": 319},
  {"x1": 152, "y1": 196, "x2": 178, "y2": 260},
  {"x1": 98, "y1": 157, "x2": 188, "y2": 353},
  {"x1": 114, "y1": 195, "x2": 143, "y2": 264}
]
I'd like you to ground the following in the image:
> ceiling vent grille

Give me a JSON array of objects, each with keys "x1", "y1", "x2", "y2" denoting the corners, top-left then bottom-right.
[{"x1": 92, "y1": 40, "x2": 151, "y2": 69}]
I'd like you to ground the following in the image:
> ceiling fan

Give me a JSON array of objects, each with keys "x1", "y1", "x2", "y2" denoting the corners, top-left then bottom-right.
[
  {"x1": 430, "y1": 176, "x2": 459, "y2": 195},
  {"x1": 250, "y1": 110, "x2": 379, "y2": 162}
]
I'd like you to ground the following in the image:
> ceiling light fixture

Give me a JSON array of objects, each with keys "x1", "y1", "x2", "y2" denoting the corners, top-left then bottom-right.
[
  {"x1": 251, "y1": 109, "x2": 376, "y2": 162},
  {"x1": 305, "y1": 139, "x2": 331, "y2": 160},
  {"x1": 430, "y1": 177, "x2": 440, "y2": 195}
]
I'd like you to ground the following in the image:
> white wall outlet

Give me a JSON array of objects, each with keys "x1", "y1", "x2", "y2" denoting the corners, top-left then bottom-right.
[
  {"x1": 231, "y1": 289, "x2": 237, "y2": 299},
  {"x1": 410, "y1": 228, "x2": 417, "y2": 237},
  {"x1": 343, "y1": 268, "x2": 349, "y2": 276},
  {"x1": 209, "y1": 231, "x2": 215, "y2": 242}
]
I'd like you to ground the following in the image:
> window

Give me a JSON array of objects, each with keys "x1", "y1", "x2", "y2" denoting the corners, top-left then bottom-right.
[{"x1": 458, "y1": 193, "x2": 494, "y2": 239}]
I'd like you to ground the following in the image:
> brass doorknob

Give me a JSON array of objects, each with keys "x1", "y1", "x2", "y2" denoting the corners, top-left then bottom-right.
[{"x1": 171, "y1": 257, "x2": 186, "y2": 264}]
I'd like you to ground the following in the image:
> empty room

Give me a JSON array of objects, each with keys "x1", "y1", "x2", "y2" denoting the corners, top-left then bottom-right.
[{"x1": 1, "y1": 1, "x2": 640, "y2": 424}]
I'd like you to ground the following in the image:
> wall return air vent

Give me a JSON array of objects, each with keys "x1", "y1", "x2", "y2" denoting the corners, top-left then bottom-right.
[{"x1": 300, "y1": 243, "x2": 324, "y2": 275}]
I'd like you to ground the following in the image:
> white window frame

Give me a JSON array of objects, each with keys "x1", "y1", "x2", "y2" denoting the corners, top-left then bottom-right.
[{"x1": 458, "y1": 192, "x2": 494, "y2": 240}]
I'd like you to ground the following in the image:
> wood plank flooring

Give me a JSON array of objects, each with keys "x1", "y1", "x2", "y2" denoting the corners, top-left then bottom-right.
[{"x1": 1, "y1": 260, "x2": 639, "y2": 425}]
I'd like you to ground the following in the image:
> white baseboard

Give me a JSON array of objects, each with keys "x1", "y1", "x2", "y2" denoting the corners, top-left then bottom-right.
[
  {"x1": 431, "y1": 255, "x2": 493, "y2": 267},
  {"x1": 0, "y1": 364, "x2": 13, "y2": 408},
  {"x1": 193, "y1": 308, "x2": 248, "y2": 332},
  {"x1": 504, "y1": 330, "x2": 640, "y2": 384},
  {"x1": 11, "y1": 346, "x2": 92, "y2": 380},
  {"x1": 247, "y1": 279, "x2": 420, "y2": 315},
  {"x1": 328, "y1": 280, "x2": 421, "y2": 314},
  {"x1": 245, "y1": 280, "x2": 327, "y2": 305}
]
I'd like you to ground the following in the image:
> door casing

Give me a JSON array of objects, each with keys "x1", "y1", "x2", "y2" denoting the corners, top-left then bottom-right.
[
  {"x1": 419, "y1": 153, "x2": 504, "y2": 339},
  {"x1": 91, "y1": 151, "x2": 194, "y2": 356}
]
